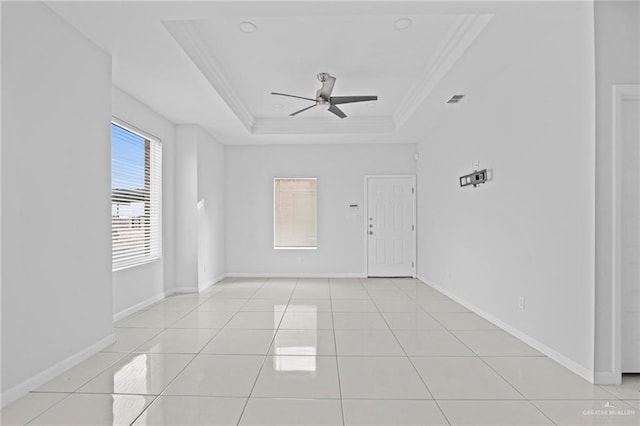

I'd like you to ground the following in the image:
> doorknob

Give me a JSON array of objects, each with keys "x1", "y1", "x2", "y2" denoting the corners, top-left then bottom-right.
[{"x1": 369, "y1": 231, "x2": 374, "y2": 235}]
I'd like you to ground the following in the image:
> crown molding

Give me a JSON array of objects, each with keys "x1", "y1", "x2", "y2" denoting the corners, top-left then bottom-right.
[
  {"x1": 164, "y1": 15, "x2": 491, "y2": 135},
  {"x1": 393, "y1": 14, "x2": 493, "y2": 130},
  {"x1": 252, "y1": 116, "x2": 395, "y2": 135},
  {"x1": 163, "y1": 20, "x2": 255, "y2": 131}
]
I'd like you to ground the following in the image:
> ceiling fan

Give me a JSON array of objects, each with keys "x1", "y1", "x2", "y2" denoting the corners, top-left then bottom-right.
[{"x1": 271, "y1": 72, "x2": 377, "y2": 119}]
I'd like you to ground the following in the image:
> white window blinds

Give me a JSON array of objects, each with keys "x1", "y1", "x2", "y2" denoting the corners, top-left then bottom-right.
[
  {"x1": 274, "y1": 178, "x2": 317, "y2": 249},
  {"x1": 111, "y1": 122, "x2": 162, "y2": 270}
]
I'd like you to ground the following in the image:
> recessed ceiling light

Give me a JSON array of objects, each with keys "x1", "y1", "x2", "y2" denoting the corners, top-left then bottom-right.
[
  {"x1": 394, "y1": 18, "x2": 412, "y2": 30},
  {"x1": 272, "y1": 103, "x2": 283, "y2": 109},
  {"x1": 239, "y1": 21, "x2": 257, "y2": 34}
]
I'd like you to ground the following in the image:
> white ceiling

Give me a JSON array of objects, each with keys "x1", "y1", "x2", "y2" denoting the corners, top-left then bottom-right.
[{"x1": 45, "y1": 1, "x2": 580, "y2": 145}]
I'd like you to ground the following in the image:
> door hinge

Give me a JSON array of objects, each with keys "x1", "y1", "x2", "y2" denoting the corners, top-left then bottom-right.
[
  {"x1": 412, "y1": 187, "x2": 415, "y2": 194},
  {"x1": 412, "y1": 224, "x2": 415, "y2": 231},
  {"x1": 412, "y1": 261, "x2": 415, "y2": 268}
]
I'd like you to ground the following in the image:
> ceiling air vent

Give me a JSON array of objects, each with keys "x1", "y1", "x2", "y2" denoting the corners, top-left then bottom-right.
[{"x1": 447, "y1": 94, "x2": 465, "y2": 104}]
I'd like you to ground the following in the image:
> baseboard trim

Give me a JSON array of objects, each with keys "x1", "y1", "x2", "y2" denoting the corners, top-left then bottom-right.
[
  {"x1": 113, "y1": 292, "x2": 167, "y2": 323},
  {"x1": 417, "y1": 275, "x2": 595, "y2": 384},
  {"x1": 113, "y1": 278, "x2": 225, "y2": 324},
  {"x1": 594, "y1": 371, "x2": 622, "y2": 385},
  {"x1": 1, "y1": 333, "x2": 116, "y2": 408},
  {"x1": 171, "y1": 286, "x2": 199, "y2": 294},
  {"x1": 226, "y1": 272, "x2": 367, "y2": 278},
  {"x1": 199, "y1": 274, "x2": 226, "y2": 292}
]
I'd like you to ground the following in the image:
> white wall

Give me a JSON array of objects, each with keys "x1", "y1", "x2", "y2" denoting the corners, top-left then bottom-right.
[
  {"x1": 1, "y1": 1, "x2": 113, "y2": 404},
  {"x1": 175, "y1": 124, "x2": 225, "y2": 291},
  {"x1": 225, "y1": 143, "x2": 417, "y2": 276},
  {"x1": 175, "y1": 125, "x2": 199, "y2": 290},
  {"x1": 111, "y1": 87, "x2": 177, "y2": 319},
  {"x1": 593, "y1": 0, "x2": 640, "y2": 382},
  {"x1": 416, "y1": 3, "x2": 596, "y2": 379},
  {"x1": 197, "y1": 128, "x2": 226, "y2": 289},
  {"x1": 0, "y1": 0, "x2": 4, "y2": 400}
]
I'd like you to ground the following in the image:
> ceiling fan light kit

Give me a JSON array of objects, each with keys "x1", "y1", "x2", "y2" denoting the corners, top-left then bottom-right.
[{"x1": 271, "y1": 73, "x2": 378, "y2": 119}]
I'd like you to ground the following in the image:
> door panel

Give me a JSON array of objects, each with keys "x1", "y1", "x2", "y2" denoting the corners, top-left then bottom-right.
[
  {"x1": 367, "y1": 177, "x2": 415, "y2": 277},
  {"x1": 622, "y1": 97, "x2": 640, "y2": 373}
]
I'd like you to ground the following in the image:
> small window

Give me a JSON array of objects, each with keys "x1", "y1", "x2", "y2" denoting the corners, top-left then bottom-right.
[
  {"x1": 274, "y1": 178, "x2": 317, "y2": 249},
  {"x1": 111, "y1": 122, "x2": 162, "y2": 270}
]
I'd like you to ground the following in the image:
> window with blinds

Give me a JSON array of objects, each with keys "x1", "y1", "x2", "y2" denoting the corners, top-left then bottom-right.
[
  {"x1": 274, "y1": 178, "x2": 317, "y2": 249},
  {"x1": 111, "y1": 122, "x2": 162, "y2": 270}
]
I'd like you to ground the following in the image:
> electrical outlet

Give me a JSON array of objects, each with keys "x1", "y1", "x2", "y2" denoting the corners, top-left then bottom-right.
[{"x1": 518, "y1": 296, "x2": 525, "y2": 310}]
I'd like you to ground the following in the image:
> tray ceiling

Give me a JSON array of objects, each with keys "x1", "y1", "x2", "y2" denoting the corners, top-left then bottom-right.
[{"x1": 44, "y1": 1, "x2": 587, "y2": 145}]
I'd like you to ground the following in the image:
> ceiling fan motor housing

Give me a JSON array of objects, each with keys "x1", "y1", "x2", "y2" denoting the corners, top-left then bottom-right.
[{"x1": 271, "y1": 73, "x2": 377, "y2": 119}]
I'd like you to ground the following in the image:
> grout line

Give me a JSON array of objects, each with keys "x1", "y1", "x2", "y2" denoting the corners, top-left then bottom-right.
[
  {"x1": 25, "y1": 277, "x2": 615, "y2": 425},
  {"x1": 403, "y1": 278, "x2": 558, "y2": 426},
  {"x1": 374, "y1": 278, "x2": 453, "y2": 426},
  {"x1": 36, "y1": 351, "x2": 130, "y2": 395},
  {"x1": 126, "y1": 281, "x2": 269, "y2": 426},
  {"x1": 26, "y1": 278, "x2": 263, "y2": 426},
  {"x1": 595, "y1": 381, "x2": 634, "y2": 401},
  {"x1": 396, "y1": 278, "x2": 557, "y2": 425},
  {"x1": 235, "y1": 277, "x2": 300, "y2": 426},
  {"x1": 17, "y1": 392, "x2": 76, "y2": 425},
  {"x1": 330, "y1": 277, "x2": 346, "y2": 426},
  {"x1": 472, "y1": 355, "x2": 558, "y2": 425},
  {"x1": 29, "y1": 323, "x2": 172, "y2": 423}
]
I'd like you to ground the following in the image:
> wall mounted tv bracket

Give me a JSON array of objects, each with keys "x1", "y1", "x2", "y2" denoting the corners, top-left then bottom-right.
[{"x1": 460, "y1": 169, "x2": 487, "y2": 188}]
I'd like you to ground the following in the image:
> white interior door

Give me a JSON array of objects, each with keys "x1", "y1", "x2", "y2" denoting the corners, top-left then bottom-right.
[
  {"x1": 367, "y1": 176, "x2": 415, "y2": 277},
  {"x1": 621, "y1": 96, "x2": 640, "y2": 373}
]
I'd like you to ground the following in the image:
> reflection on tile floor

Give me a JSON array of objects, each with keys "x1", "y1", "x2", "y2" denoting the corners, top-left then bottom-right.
[{"x1": 2, "y1": 277, "x2": 639, "y2": 425}]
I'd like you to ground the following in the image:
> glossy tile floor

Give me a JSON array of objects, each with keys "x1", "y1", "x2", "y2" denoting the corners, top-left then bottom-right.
[{"x1": 2, "y1": 278, "x2": 639, "y2": 425}]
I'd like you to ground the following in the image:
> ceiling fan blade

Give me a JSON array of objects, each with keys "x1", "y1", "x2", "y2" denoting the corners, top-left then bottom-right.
[
  {"x1": 318, "y1": 75, "x2": 336, "y2": 101},
  {"x1": 330, "y1": 95, "x2": 378, "y2": 105},
  {"x1": 289, "y1": 103, "x2": 317, "y2": 116},
  {"x1": 328, "y1": 104, "x2": 347, "y2": 119},
  {"x1": 271, "y1": 92, "x2": 317, "y2": 102}
]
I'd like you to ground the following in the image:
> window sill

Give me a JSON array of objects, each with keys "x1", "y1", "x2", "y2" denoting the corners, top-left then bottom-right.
[
  {"x1": 112, "y1": 257, "x2": 161, "y2": 272},
  {"x1": 274, "y1": 247, "x2": 318, "y2": 250}
]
